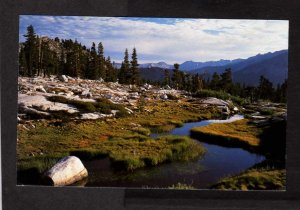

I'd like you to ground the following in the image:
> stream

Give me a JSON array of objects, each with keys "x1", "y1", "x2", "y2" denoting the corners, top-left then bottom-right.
[{"x1": 82, "y1": 114, "x2": 265, "y2": 188}]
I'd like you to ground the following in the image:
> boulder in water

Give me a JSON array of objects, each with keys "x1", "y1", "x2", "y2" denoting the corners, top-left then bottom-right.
[{"x1": 44, "y1": 156, "x2": 88, "y2": 186}]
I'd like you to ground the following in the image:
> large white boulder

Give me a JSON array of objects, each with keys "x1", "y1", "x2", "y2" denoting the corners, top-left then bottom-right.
[
  {"x1": 44, "y1": 156, "x2": 88, "y2": 186},
  {"x1": 18, "y1": 94, "x2": 78, "y2": 114}
]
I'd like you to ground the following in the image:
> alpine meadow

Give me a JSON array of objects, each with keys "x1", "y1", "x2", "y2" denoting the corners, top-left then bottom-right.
[{"x1": 17, "y1": 16, "x2": 288, "y2": 190}]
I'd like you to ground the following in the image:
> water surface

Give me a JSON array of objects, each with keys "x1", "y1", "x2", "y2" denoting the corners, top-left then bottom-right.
[{"x1": 84, "y1": 115, "x2": 265, "y2": 188}]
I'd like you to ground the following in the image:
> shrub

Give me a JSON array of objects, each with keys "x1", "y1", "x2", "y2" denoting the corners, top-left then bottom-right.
[{"x1": 194, "y1": 89, "x2": 245, "y2": 105}]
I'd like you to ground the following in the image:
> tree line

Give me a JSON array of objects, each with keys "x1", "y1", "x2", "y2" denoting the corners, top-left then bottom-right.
[
  {"x1": 19, "y1": 25, "x2": 286, "y2": 103},
  {"x1": 19, "y1": 25, "x2": 139, "y2": 85},
  {"x1": 163, "y1": 65, "x2": 286, "y2": 103}
]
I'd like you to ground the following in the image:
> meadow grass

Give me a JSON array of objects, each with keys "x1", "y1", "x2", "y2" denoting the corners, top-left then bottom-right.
[
  {"x1": 211, "y1": 167, "x2": 286, "y2": 190},
  {"x1": 168, "y1": 182, "x2": 195, "y2": 190},
  {"x1": 17, "y1": 99, "x2": 212, "y2": 172},
  {"x1": 190, "y1": 119, "x2": 262, "y2": 150}
]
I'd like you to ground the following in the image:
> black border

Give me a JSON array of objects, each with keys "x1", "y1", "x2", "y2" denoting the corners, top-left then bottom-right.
[{"x1": 1, "y1": 0, "x2": 300, "y2": 209}]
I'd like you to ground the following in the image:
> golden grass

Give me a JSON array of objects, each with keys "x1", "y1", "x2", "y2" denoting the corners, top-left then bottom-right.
[
  {"x1": 191, "y1": 119, "x2": 262, "y2": 147},
  {"x1": 211, "y1": 168, "x2": 286, "y2": 190}
]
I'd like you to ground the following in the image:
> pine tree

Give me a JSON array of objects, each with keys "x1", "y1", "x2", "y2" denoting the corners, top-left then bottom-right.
[
  {"x1": 130, "y1": 47, "x2": 139, "y2": 85},
  {"x1": 98, "y1": 42, "x2": 105, "y2": 80},
  {"x1": 163, "y1": 69, "x2": 170, "y2": 86},
  {"x1": 87, "y1": 42, "x2": 98, "y2": 80},
  {"x1": 172, "y1": 63, "x2": 181, "y2": 89},
  {"x1": 105, "y1": 56, "x2": 117, "y2": 82},
  {"x1": 220, "y1": 68, "x2": 233, "y2": 92},
  {"x1": 23, "y1": 25, "x2": 37, "y2": 76},
  {"x1": 210, "y1": 72, "x2": 220, "y2": 90},
  {"x1": 19, "y1": 45, "x2": 27, "y2": 76},
  {"x1": 192, "y1": 74, "x2": 203, "y2": 92},
  {"x1": 258, "y1": 75, "x2": 274, "y2": 100},
  {"x1": 118, "y1": 49, "x2": 130, "y2": 84}
]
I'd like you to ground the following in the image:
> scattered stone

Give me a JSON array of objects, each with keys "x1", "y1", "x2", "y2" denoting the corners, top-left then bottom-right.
[
  {"x1": 125, "y1": 107, "x2": 133, "y2": 114},
  {"x1": 250, "y1": 115, "x2": 267, "y2": 120},
  {"x1": 160, "y1": 94, "x2": 168, "y2": 100},
  {"x1": 81, "y1": 89, "x2": 90, "y2": 96},
  {"x1": 43, "y1": 156, "x2": 88, "y2": 186},
  {"x1": 35, "y1": 85, "x2": 47, "y2": 93},
  {"x1": 59, "y1": 75, "x2": 68, "y2": 82}
]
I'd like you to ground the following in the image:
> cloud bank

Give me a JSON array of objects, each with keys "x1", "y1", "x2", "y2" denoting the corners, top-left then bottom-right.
[{"x1": 19, "y1": 16, "x2": 288, "y2": 64}]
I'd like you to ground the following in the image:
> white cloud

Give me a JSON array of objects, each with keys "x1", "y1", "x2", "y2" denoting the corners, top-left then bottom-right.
[{"x1": 19, "y1": 16, "x2": 288, "y2": 64}]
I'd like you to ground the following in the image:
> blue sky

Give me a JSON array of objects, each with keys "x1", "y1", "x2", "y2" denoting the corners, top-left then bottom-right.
[{"x1": 19, "y1": 16, "x2": 289, "y2": 64}]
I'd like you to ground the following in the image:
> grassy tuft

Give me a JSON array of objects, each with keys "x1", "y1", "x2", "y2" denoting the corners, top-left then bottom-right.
[
  {"x1": 191, "y1": 119, "x2": 261, "y2": 150},
  {"x1": 168, "y1": 182, "x2": 195, "y2": 190},
  {"x1": 211, "y1": 168, "x2": 286, "y2": 190}
]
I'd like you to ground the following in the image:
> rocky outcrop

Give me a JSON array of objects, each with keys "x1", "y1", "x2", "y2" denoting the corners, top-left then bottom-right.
[
  {"x1": 199, "y1": 97, "x2": 233, "y2": 115},
  {"x1": 43, "y1": 156, "x2": 88, "y2": 186},
  {"x1": 17, "y1": 76, "x2": 185, "y2": 121},
  {"x1": 18, "y1": 94, "x2": 79, "y2": 114}
]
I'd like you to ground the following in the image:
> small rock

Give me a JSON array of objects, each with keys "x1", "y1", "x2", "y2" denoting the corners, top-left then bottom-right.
[
  {"x1": 160, "y1": 94, "x2": 168, "y2": 100},
  {"x1": 125, "y1": 107, "x2": 133, "y2": 114},
  {"x1": 81, "y1": 89, "x2": 90, "y2": 96},
  {"x1": 35, "y1": 86, "x2": 47, "y2": 93},
  {"x1": 59, "y1": 75, "x2": 68, "y2": 82}
]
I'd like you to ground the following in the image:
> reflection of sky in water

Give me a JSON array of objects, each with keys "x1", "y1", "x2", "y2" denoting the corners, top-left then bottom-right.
[{"x1": 84, "y1": 115, "x2": 265, "y2": 188}]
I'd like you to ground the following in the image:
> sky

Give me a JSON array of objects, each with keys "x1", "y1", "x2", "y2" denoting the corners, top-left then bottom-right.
[{"x1": 19, "y1": 16, "x2": 289, "y2": 64}]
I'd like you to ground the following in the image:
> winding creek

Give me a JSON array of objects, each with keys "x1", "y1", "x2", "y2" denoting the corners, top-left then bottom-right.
[{"x1": 81, "y1": 115, "x2": 265, "y2": 188}]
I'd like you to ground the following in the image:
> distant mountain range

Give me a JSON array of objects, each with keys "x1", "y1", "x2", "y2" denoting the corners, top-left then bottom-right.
[
  {"x1": 113, "y1": 61, "x2": 173, "y2": 70},
  {"x1": 137, "y1": 50, "x2": 288, "y2": 86}
]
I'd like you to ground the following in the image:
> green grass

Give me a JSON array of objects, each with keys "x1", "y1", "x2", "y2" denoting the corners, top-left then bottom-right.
[
  {"x1": 17, "y1": 99, "x2": 218, "y2": 172},
  {"x1": 17, "y1": 154, "x2": 68, "y2": 173},
  {"x1": 211, "y1": 168, "x2": 286, "y2": 190}
]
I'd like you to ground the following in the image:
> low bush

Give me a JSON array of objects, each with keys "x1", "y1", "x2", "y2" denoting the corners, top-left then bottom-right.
[{"x1": 194, "y1": 89, "x2": 245, "y2": 105}]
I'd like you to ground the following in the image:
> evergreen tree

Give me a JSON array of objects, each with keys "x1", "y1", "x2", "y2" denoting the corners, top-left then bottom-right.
[
  {"x1": 163, "y1": 69, "x2": 171, "y2": 86},
  {"x1": 19, "y1": 45, "x2": 27, "y2": 76},
  {"x1": 220, "y1": 68, "x2": 233, "y2": 92},
  {"x1": 118, "y1": 49, "x2": 130, "y2": 84},
  {"x1": 192, "y1": 74, "x2": 203, "y2": 92},
  {"x1": 23, "y1": 25, "x2": 37, "y2": 76},
  {"x1": 98, "y1": 42, "x2": 105, "y2": 80},
  {"x1": 210, "y1": 72, "x2": 220, "y2": 90},
  {"x1": 87, "y1": 42, "x2": 98, "y2": 79},
  {"x1": 130, "y1": 47, "x2": 139, "y2": 85},
  {"x1": 105, "y1": 56, "x2": 118, "y2": 82},
  {"x1": 258, "y1": 75, "x2": 274, "y2": 100},
  {"x1": 172, "y1": 63, "x2": 181, "y2": 89}
]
